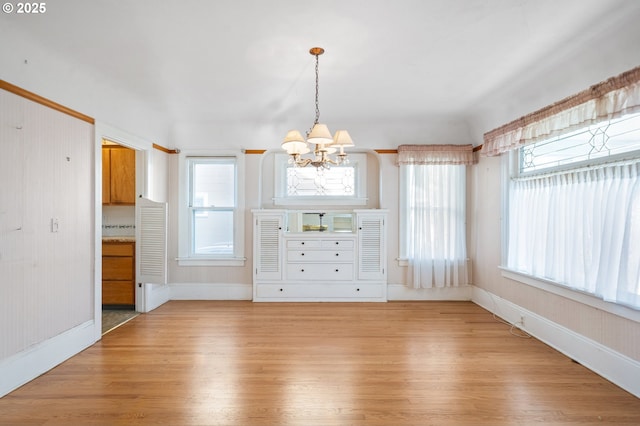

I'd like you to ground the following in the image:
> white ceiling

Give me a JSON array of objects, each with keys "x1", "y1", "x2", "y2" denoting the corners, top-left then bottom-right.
[{"x1": 2, "y1": 0, "x2": 640, "y2": 146}]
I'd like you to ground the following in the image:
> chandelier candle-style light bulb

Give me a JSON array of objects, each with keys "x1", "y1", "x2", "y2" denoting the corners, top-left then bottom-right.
[{"x1": 282, "y1": 47, "x2": 355, "y2": 168}]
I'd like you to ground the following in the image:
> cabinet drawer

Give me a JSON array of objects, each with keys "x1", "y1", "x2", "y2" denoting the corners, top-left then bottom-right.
[
  {"x1": 103, "y1": 257, "x2": 134, "y2": 280},
  {"x1": 287, "y1": 250, "x2": 354, "y2": 262},
  {"x1": 102, "y1": 280, "x2": 135, "y2": 304},
  {"x1": 321, "y1": 240, "x2": 354, "y2": 249},
  {"x1": 103, "y1": 243, "x2": 134, "y2": 256},
  {"x1": 286, "y1": 263, "x2": 353, "y2": 281},
  {"x1": 286, "y1": 240, "x2": 322, "y2": 249},
  {"x1": 256, "y1": 283, "x2": 384, "y2": 299}
]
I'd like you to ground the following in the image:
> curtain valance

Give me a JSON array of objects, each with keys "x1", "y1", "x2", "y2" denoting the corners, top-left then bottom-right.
[
  {"x1": 396, "y1": 144, "x2": 476, "y2": 165},
  {"x1": 481, "y1": 66, "x2": 640, "y2": 157}
]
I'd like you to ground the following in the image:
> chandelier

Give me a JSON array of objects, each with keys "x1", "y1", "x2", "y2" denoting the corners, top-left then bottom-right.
[{"x1": 282, "y1": 47, "x2": 354, "y2": 168}]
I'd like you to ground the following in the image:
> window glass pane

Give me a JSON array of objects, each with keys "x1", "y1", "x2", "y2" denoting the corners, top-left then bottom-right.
[
  {"x1": 192, "y1": 160, "x2": 235, "y2": 207},
  {"x1": 287, "y1": 166, "x2": 354, "y2": 196},
  {"x1": 520, "y1": 112, "x2": 640, "y2": 173},
  {"x1": 193, "y1": 210, "x2": 233, "y2": 255}
]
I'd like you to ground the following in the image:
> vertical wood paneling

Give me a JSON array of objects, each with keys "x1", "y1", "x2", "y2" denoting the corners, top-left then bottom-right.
[
  {"x1": 0, "y1": 90, "x2": 26, "y2": 358},
  {"x1": 0, "y1": 88, "x2": 94, "y2": 359}
]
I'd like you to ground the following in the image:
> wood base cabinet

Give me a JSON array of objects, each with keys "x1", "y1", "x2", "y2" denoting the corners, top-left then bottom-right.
[
  {"x1": 102, "y1": 241, "x2": 135, "y2": 306},
  {"x1": 252, "y1": 209, "x2": 387, "y2": 302}
]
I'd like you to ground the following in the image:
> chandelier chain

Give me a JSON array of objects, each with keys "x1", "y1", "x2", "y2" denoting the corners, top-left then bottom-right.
[
  {"x1": 314, "y1": 52, "x2": 320, "y2": 125},
  {"x1": 307, "y1": 52, "x2": 321, "y2": 137}
]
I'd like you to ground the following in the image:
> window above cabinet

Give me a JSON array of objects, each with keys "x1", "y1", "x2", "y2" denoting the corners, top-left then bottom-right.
[{"x1": 273, "y1": 153, "x2": 368, "y2": 206}]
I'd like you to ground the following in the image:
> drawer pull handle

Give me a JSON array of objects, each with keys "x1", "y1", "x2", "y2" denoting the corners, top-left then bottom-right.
[
  {"x1": 279, "y1": 288, "x2": 284, "y2": 292},
  {"x1": 301, "y1": 269, "x2": 305, "y2": 272},
  {"x1": 301, "y1": 253, "x2": 305, "y2": 256},
  {"x1": 356, "y1": 288, "x2": 360, "y2": 292},
  {"x1": 301, "y1": 242, "x2": 305, "y2": 245},
  {"x1": 335, "y1": 253, "x2": 339, "y2": 256},
  {"x1": 335, "y1": 269, "x2": 339, "y2": 272},
  {"x1": 335, "y1": 242, "x2": 339, "y2": 245}
]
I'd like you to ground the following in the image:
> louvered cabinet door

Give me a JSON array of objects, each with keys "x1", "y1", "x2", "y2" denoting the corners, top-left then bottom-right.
[
  {"x1": 254, "y1": 214, "x2": 283, "y2": 280},
  {"x1": 137, "y1": 198, "x2": 168, "y2": 285},
  {"x1": 357, "y1": 212, "x2": 387, "y2": 280}
]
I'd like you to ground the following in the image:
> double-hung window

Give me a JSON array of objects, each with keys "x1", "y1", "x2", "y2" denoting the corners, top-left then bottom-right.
[
  {"x1": 178, "y1": 152, "x2": 245, "y2": 266},
  {"x1": 506, "y1": 112, "x2": 640, "y2": 309},
  {"x1": 397, "y1": 145, "x2": 474, "y2": 288}
]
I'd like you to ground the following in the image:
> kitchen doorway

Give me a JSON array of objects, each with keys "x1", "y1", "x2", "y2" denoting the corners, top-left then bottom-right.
[
  {"x1": 95, "y1": 121, "x2": 152, "y2": 340},
  {"x1": 101, "y1": 140, "x2": 137, "y2": 332}
]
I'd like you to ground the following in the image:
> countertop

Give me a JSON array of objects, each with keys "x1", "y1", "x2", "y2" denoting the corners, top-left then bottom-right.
[{"x1": 102, "y1": 236, "x2": 135, "y2": 243}]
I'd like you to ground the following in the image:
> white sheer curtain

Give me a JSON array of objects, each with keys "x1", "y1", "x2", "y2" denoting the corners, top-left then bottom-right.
[
  {"x1": 398, "y1": 145, "x2": 473, "y2": 288},
  {"x1": 508, "y1": 161, "x2": 640, "y2": 308}
]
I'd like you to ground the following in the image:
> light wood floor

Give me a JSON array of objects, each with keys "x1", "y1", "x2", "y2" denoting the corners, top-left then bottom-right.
[{"x1": 1, "y1": 301, "x2": 639, "y2": 425}]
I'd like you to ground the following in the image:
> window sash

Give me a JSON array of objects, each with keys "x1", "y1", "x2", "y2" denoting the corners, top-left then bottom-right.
[
  {"x1": 519, "y1": 113, "x2": 640, "y2": 175},
  {"x1": 400, "y1": 164, "x2": 468, "y2": 288},
  {"x1": 178, "y1": 152, "x2": 245, "y2": 265}
]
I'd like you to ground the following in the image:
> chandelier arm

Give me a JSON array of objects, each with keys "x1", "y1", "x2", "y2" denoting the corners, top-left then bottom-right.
[{"x1": 295, "y1": 157, "x2": 313, "y2": 168}]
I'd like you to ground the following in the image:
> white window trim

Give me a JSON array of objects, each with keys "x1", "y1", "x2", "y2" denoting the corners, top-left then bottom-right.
[
  {"x1": 177, "y1": 150, "x2": 246, "y2": 266},
  {"x1": 272, "y1": 153, "x2": 368, "y2": 206}
]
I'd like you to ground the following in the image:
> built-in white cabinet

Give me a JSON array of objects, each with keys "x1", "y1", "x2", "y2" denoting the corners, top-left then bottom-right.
[{"x1": 252, "y1": 209, "x2": 387, "y2": 301}]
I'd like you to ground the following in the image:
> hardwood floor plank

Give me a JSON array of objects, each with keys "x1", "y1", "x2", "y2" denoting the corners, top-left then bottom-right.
[{"x1": 1, "y1": 301, "x2": 638, "y2": 425}]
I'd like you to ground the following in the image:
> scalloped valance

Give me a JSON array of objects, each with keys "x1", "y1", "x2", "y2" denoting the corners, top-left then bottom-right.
[
  {"x1": 396, "y1": 144, "x2": 476, "y2": 165},
  {"x1": 481, "y1": 66, "x2": 640, "y2": 156}
]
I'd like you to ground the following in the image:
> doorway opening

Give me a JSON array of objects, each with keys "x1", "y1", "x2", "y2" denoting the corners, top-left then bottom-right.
[{"x1": 101, "y1": 139, "x2": 137, "y2": 333}]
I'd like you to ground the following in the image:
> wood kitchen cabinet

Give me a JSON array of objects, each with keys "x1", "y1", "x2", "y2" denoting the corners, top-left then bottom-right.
[
  {"x1": 102, "y1": 146, "x2": 135, "y2": 205},
  {"x1": 102, "y1": 241, "x2": 135, "y2": 307}
]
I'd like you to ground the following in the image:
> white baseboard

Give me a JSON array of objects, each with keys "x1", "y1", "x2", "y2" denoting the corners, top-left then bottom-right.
[
  {"x1": 144, "y1": 283, "x2": 171, "y2": 312},
  {"x1": 0, "y1": 320, "x2": 96, "y2": 398},
  {"x1": 472, "y1": 286, "x2": 640, "y2": 398},
  {"x1": 170, "y1": 283, "x2": 253, "y2": 300},
  {"x1": 387, "y1": 283, "x2": 472, "y2": 301}
]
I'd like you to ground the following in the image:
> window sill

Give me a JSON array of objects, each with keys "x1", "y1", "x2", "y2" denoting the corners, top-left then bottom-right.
[
  {"x1": 500, "y1": 267, "x2": 640, "y2": 323},
  {"x1": 177, "y1": 257, "x2": 246, "y2": 267}
]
